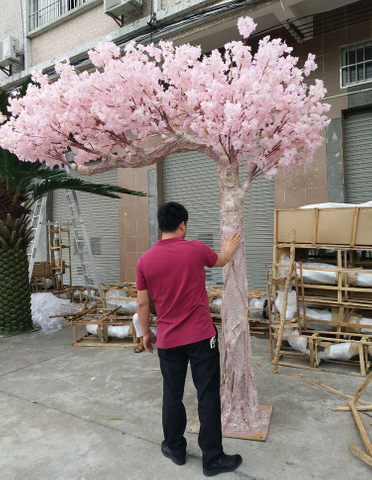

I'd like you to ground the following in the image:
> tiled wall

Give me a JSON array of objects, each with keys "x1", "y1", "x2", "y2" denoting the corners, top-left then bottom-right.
[
  {"x1": 274, "y1": 19, "x2": 372, "y2": 209},
  {"x1": 118, "y1": 167, "x2": 153, "y2": 283},
  {"x1": 0, "y1": 0, "x2": 23, "y2": 82},
  {"x1": 30, "y1": 1, "x2": 152, "y2": 66}
]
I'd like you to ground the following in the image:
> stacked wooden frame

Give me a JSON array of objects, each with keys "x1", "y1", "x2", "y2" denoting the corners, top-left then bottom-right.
[{"x1": 268, "y1": 207, "x2": 372, "y2": 376}]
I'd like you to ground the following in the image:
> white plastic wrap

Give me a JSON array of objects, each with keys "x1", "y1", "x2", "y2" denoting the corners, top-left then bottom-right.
[
  {"x1": 300, "y1": 201, "x2": 372, "y2": 209},
  {"x1": 275, "y1": 291, "x2": 297, "y2": 320},
  {"x1": 249, "y1": 296, "x2": 266, "y2": 318},
  {"x1": 301, "y1": 307, "x2": 333, "y2": 332},
  {"x1": 105, "y1": 289, "x2": 137, "y2": 312},
  {"x1": 31, "y1": 292, "x2": 77, "y2": 334},
  {"x1": 210, "y1": 298, "x2": 222, "y2": 313},
  {"x1": 348, "y1": 316, "x2": 372, "y2": 334},
  {"x1": 86, "y1": 323, "x2": 131, "y2": 338},
  {"x1": 354, "y1": 271, "x2": 372, "y2": 287},
  {"x1": 299, "y1": 262, "x2": 337, "y2": 285},
  {"x1": 105, "y1": 289, "x2": 128, "y2": 299},
  {"x1": 86, "y1": 313, "x2": 157, "y2": 339},
  {"x1": 284, "y1": 328, "x2": 357, "y2": 360},
  {"x1": 279, "y1": 254, "x2": 372, "y2": 287},
  {"x1": 210, "y1": 296, "x2": 266, "y2": 318}
]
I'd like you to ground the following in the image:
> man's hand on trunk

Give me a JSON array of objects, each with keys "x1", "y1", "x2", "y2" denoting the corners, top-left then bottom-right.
[
  {"x1": 214, "y1": 233, "x2": 242, "y2": 268},
  {"x1": 143, "y1": 330, "x2": 156, "y2": 353},
  {"x1": 223, "y1": 233, "x2": 242, "y2": 256}
]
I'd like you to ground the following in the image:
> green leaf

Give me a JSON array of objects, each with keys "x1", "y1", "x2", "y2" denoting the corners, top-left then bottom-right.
[
  {"x1": 29, "y1": 175, "x2": 147, "y2": 201},
  {"x1": 106, "y1": 417, "x2": 123, "y2": 421}
]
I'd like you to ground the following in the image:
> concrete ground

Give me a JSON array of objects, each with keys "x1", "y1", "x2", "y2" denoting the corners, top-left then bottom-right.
[{"x1": 0, "y1": 326, "x2": 371, "y2": 480}]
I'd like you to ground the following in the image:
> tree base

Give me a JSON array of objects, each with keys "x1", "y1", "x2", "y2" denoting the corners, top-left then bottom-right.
[
  {"x1": 0, "y1": 327, "x2": 39, "y2": 338},
  {"x1": 188, "y1": 404, "x2": 273, "y2": 442}
]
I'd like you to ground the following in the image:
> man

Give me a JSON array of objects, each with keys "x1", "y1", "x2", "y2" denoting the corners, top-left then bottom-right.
[{"x1": 136, "y1": 201, "x2": 243, "y2": 477}]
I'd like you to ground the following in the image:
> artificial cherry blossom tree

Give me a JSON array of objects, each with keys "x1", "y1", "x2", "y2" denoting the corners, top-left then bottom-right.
[{"x1": 0, "y1": 17, "x2": 329, "y2": 437}]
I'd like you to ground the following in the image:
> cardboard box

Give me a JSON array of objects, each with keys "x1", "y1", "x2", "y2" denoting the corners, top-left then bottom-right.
[
  {"x1": 32, "y1": 261, "x2": 52, "y2": 278},
  {"x1": 276, "y1": 207, "x2": 372, "y2": 247}
]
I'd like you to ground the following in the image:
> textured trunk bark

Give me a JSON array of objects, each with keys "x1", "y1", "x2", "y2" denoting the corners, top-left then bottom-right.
[
  {"x1": 0, "y1": 248, "x2": 32, "y2": 335},
  {"x1": 218, "y1": 164, "x2": 268, "y2": 436}
]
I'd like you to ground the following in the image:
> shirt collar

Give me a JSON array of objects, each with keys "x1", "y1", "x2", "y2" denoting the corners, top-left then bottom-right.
[{"x1": 155, "y1": 237, "x2": 186, "y2": 246}]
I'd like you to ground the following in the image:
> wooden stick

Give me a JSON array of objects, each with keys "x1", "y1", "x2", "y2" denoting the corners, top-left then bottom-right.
[
  {"x1": 348, "y1": 444, "x2": 372, "y2": 467},
  {"x1": 72, "y1": 324, "x2": 77, "y2": 344},
  {"x1": 273, "y1": 230, "x2": 296, "y2": 374},
  {"x1": 265, "y1": 265, "x2": 274, "y2": 361},
  {"x1": 299, "y1": 263, "x2": 307, "y2": 331},
  {"x1": 312, "y1": 208, "x2": 319, "y2": 246},
  {"x1": 278, "y1": 362, "x2": 365, "y2": 377},
  {"x1": 100, "y1": 306, "x2": 122, "y2": 321},
  {"x1": 359, "y1": 344, "x2": 366, "y2": 377},
  {"x1": 73, "y1": 341, "x2": 138, "y2": 348},
  {"x1": 352, "y1": 371, "x2": 372, "y2": 405},
  {"x1": 293, "y1": 265, "x2": 302, "y2": 334},
  {"x1": 276, "y1": 332, "x2": 372, "y2": 345},
  {"x1": 332, "y1": 405, "x2": 372, "y2": 412},
  {"x1": 290, "y1": 372, "x2": 371, "y2": 404},
  {"x1": 350, "y1": 207, "x2": 360, "y2": 248},
  {"x1": 349, "y1": 402, "x2": 372, "y2": 456}
]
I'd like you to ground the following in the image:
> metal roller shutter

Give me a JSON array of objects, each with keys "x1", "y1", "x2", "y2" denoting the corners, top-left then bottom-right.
[
  {"x1": 52, "y1": 169, "x2": 120, "y2": 286},
  {"x1": 163, "y1": 152, "x2": 274, "y2": 288},
  {"x1": 345, "y1": 108, "x2": 372, "y2": 203}
]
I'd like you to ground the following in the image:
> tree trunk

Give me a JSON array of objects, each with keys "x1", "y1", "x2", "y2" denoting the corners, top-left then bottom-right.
[
  {"x1": 0, "y1": 248, "x2": 33, "y2": 335},
  {"x1": 218, "y1": 164, "x2": 269, "y2": 436}
]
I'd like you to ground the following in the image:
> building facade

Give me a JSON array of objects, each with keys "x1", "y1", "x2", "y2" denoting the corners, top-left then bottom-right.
[{"x1": 1, "y1": 0, "x2": 372, "y2": 287}]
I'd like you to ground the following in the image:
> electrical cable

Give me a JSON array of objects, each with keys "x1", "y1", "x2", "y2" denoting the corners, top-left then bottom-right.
[{"x1": 6, "y1": 0, "x2": 372, "y2": 86}]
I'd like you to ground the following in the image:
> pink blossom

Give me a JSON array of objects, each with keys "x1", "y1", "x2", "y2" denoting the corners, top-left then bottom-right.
[
  {"x1": 0, "y1": 15, "x2": 329, "y2": 178},
  {"x1": 237, "y1": 17, "x2": 257, "y2": 38},
  {"x1": 304, "y1": 53, "x2": 317, "y2": 76}
]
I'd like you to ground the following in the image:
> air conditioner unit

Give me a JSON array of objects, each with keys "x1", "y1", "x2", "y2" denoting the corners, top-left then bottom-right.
[
  {"x1": 104, "y1": 0, "x2": 142, "y2": 16},
  {"x1": 0, "y1": 37, "x2": 20, "y2": 68}
]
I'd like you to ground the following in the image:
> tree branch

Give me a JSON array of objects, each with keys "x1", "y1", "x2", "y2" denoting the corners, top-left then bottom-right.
[
  {"x1": 70, "y1": 135, "x2": 222, "y2": 176},
  {"x1": 242, "y1": 164, "x2": 258, "y2": 193}
]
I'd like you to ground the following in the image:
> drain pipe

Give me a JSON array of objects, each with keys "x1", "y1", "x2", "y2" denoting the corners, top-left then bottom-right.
[{"x1": 20, "y1": 0, "x2": 31, "y2": 70}]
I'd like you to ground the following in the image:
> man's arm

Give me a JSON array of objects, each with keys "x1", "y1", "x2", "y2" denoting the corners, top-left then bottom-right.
[
  {"x1": 214, "y1": 233, "x2": 242, "y2": 268},
  {"x1": 137, "y1": 289, "x2": 156, "y2": 353}
]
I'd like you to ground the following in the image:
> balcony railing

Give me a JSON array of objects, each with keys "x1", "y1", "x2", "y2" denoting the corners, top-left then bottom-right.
[{"x1": 29, "y1": 0, "x2": 87, "y2": 31}]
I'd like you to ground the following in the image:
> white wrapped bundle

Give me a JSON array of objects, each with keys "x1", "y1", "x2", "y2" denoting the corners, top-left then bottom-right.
[
  {"x1": 31, "y1": 292, "x2": 77, "y2": 334},
  {"x1": 275, "y1": 291, "x2": 297, "y2": 320},
  {"x1": 105, "y1": 289, "x2": 137, "y2": 312},
  {"x1": 284, "y1": 328, "x2": 357, "y2": 360},
  {"x1": 300, "y1": 201, "x2": 372, "y2": 209},
  {"x1": 86, "y1": 323, "x2": 132, "y2": 338},
  {"x1": 298, "y1": 263, "x2": 337, "y2": 285},
  {"x1": 211, "y1": 296, "x2": 266, "y2": 318},
  {"x1": 249, "y1": 296, "x2": 266, "y2": 318},
  {"x1": 301, "y1": 306, "x2": 333, "y2": 332}
]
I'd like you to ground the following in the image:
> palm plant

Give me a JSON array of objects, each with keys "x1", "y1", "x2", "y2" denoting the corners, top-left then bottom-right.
[{"x1": 0, "y1": 87, "x2": 145, "y2": 336}]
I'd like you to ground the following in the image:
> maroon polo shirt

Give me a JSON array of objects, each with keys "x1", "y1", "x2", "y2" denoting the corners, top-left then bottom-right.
[{"x1": 136, "y1": 237, "x2": 218, "y2": 349}]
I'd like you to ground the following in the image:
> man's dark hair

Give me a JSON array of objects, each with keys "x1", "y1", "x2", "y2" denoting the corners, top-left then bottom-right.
[{"x1": 157, "y1": 202, "x2": 188, "y2": 232}]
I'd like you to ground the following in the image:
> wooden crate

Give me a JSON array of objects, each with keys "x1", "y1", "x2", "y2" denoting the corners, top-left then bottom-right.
[
  {"x1": 268, "y1": 211, "x2": 372, "y2": 376},
  {"x1": 71, "y1": 307, "x2": 143, "y2": 348}
]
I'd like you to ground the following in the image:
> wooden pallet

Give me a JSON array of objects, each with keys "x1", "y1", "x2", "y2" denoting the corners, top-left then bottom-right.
[
  {"x1": 268, "y1": 214, "x2": 372, "y2": 376},
  {"x1": 71, "y1": 306, "x2": 143, "y2": 347}
]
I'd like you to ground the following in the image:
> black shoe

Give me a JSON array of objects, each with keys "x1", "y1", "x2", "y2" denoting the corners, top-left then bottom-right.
[
  {"x1": 203, "y1": 453, "x2": 243, "y2": 477},
  {"x1": 161, "y1": 441, "x2": 186, "y2": 466}
]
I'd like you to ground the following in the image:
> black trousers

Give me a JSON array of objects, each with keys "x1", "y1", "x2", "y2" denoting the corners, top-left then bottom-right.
[{"x1": 157, "y1": 333, "x2": 223, "y2": 468}]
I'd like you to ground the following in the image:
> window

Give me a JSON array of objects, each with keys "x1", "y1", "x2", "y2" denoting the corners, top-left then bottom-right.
[
  {"x1": 29, "y1": 0, "x2": 87, "y2": 31},
  {"x1": 341, "y1": 41, "x2": 372, "y2": 87}
]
